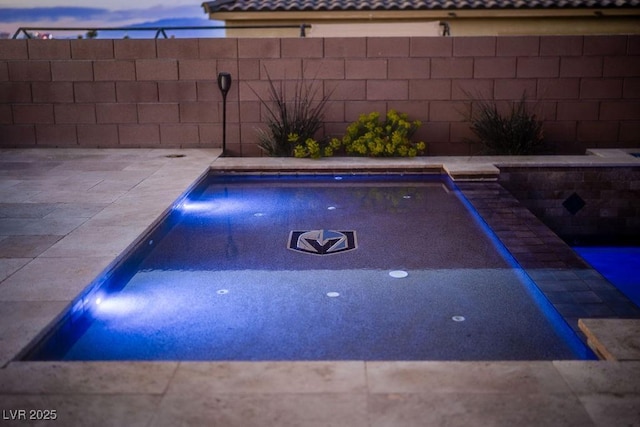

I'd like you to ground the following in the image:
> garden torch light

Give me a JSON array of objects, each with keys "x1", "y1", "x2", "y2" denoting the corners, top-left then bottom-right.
[{"x1": 217, "y1": 72, "x2": 232, "y2": 156}]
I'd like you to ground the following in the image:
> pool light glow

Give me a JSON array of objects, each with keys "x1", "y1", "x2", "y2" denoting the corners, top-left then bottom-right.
[{"x1": 178, "y1": 198, "x2": 247, "y2": 216}]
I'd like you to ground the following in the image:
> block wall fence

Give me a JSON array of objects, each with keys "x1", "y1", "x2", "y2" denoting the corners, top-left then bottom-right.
[{"x1": 1, "y1": 36, "x2": 639, "y2": 156}]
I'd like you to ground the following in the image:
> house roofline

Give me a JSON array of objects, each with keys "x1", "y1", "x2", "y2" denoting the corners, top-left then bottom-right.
[{"x1": 205, "y1": 8, "x2": 640, "y2": 21}]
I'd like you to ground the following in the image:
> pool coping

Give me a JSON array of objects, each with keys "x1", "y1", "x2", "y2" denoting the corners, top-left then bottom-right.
[
  {"x1": 1, "y1": 148, "x2": 639, "y2": 426},
  {"x1": 209, "y1": 148, "x2": 640, "y2": 182}
]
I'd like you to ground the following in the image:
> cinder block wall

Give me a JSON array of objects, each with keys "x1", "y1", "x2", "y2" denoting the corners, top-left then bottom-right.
[
  {"x1": 1, "y1": 36, "x2": 638, "y2": 156},
  {"x1": 499, "y1": 166, "x2": 640, "y2": 243}
]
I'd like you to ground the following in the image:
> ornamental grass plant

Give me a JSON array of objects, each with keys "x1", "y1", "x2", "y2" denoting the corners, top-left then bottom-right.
[
  {"x1": 252, "y1": 70, "x2": 332, "y2": 157},
  {"x1": 466, "y1": 93, "x2": 546, "y2": 155}
]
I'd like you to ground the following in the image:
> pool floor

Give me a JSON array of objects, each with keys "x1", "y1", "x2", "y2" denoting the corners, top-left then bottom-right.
[
  {"x1": 60, "y1": 268, "x2": 581, "y2": 360},
  {"x1": 26, "y1": 174, "x2": 590, "y2": 361}
]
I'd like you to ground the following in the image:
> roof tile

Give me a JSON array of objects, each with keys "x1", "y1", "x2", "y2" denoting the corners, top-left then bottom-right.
[{"x1": 203, "y1": 0, "x2": 640, "y2": 13}]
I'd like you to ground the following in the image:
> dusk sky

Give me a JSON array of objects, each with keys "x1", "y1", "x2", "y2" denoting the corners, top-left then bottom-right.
[{"x1": 0, "y1": 0, "x2": 223, "y2": 38}]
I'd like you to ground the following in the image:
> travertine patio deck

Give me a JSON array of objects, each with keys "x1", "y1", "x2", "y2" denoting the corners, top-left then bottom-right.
[{"x1": 0, "y1": 148, "x2": 638, "y2": 426}]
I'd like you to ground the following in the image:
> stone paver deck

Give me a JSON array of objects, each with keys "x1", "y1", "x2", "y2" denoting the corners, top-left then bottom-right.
[{"x1": 0, "y1": 148, "x2": 638, "y2": 426}]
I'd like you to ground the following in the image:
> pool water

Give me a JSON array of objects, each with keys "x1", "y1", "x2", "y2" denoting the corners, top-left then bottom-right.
[
  {"x1": 23, "y1": 174, "x2": 592, "y2": 361},
  {"x1": 573, "y1": 246, "x2": 640, "y2": 308}
]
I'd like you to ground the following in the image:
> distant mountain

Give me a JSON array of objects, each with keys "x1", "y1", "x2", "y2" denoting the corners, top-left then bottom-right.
[
  {"x1": 96, "y1": 17, "x2": 225, "y2": 39},
  {"x1": 128, "y1": 17, "x2": 218, "y2": 28}
]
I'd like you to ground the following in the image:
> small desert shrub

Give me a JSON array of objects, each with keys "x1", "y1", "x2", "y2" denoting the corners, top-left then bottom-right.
[
  {"x1": 252, "y1": 70, "x2": 332, "y2": 157},
  {"x1": 294, "y1": 110, "x2": 426, "y2": 158},
  {"x1": 466, "y1": 94, "x2": 545, "y2": 155}
]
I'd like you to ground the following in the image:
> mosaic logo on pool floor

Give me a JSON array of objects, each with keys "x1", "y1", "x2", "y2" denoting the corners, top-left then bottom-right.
[{"x1": 288, "y1": 229, "x2": 357, "y2": 255}]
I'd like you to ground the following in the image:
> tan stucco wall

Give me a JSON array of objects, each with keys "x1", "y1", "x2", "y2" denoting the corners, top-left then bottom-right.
[{"x1": 450, "y1": 17, "x2": 640, "y2": 36}]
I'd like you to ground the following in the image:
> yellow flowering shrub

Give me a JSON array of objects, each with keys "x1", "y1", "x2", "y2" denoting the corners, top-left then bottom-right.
[
  {"x1": 294, "y1": 110, "x2": 426, "y2": 158},
  {"x1": 291, "y1": 134, "x2": 322, "y2": 159}
]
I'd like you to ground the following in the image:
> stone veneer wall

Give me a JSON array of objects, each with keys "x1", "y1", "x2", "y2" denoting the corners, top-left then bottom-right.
[
  {"x1": 498, "y1": 166, "x2": 640, "y2": 244},
  {"x1": 0, "y1": 36, "x2": 639, "y2": 156}
]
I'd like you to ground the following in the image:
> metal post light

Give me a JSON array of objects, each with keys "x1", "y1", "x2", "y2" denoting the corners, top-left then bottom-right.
[{"x1": 217, "y1": 72, "x2": 232, "y2": 156}]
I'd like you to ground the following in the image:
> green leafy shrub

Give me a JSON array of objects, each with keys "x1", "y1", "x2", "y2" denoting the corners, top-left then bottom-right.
[
  {"x1": 294, "y1": 110, "x2": 426, "y2": 158},
  {"x1": 252, "y1": 70, "x2": 332, "y2": 157},
  {"x1": 466, "y1": 94, "x2": 545, "y2": 155}
]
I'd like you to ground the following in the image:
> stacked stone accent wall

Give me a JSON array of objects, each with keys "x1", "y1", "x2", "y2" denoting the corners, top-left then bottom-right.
[
  {"x1": 499, "y1": 166, "x2": 640, "y2": 243},
  {"x1": 1, "y1": 36, "x2": 639, "y2": 156}
]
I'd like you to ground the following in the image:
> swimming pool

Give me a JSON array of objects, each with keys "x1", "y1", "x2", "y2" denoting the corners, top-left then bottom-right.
[{"x1": 22, "y1": 173, "x2": 592, "y2": 361}]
